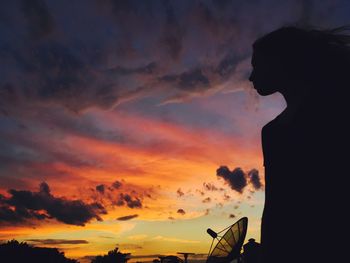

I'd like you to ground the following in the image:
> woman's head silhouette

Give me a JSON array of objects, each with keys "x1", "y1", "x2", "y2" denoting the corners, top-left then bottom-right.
[{"x1": 249, "y1": 26, "x2": 350, "y2": 100}]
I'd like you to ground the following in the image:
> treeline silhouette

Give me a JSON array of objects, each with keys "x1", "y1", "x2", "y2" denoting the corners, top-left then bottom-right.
[
  {"x1": 0, "y1": 239, "x2": 131, "y2": 263},
  {"x1": 0, "y1": 240, "x2": 78, "y2": 262},
  {"x1": 91, "y1": 247, "x2": 130, "y2": 263}
]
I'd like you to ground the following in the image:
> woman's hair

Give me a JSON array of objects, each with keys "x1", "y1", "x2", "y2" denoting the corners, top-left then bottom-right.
[{"x1": 253, "y1": 25, "x2": 350, "y2": 90}]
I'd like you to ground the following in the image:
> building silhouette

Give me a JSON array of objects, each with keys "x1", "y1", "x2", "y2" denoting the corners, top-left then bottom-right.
[{"x1": 242, "y1": 238, "x2": 261, "y2": 263}]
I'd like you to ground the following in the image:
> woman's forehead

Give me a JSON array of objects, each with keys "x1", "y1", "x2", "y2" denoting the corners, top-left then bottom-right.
[
  {"x1": 251, "y1": 52, "x2": 256, "y2": 65},
  {"x1": 251, "y1": 51, "x2": 265, "y2": 66},
  {"x1": 251, "y1": 50, "x2": 279, "y2": 67}
]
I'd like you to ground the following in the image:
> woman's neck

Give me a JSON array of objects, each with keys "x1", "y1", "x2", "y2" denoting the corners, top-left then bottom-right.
[
  {"x1": 278, "y1": 84, "x2": 311, "y2": 123},
  {"x1": 280, "y1": 82, "x2": 311, "y2": 108}
]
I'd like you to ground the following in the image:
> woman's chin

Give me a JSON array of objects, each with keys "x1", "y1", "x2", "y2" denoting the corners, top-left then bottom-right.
[{"x1": 255, "y1": 87, "x2": 276, "y2": 96}]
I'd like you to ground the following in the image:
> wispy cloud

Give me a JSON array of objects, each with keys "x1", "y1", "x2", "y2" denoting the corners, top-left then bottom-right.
[
  {"x1": 26, "y1": 239, "x2": 88, "y2": 245},
  {"x1": 128, "y1": 234, "x2": 148, "y2": 240},
  {"x1": 116, "y1": 214, "x2": 139, "y2": 221},
  {"x1": 152, "y1": 236, "x2": 200, "y2": 244}
]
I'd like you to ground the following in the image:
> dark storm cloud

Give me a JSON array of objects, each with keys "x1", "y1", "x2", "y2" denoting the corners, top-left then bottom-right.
[
  {"x1": 116, "y1": 214, "x2": 139, "y2": 221},
  {"x1": 223, "y1": 193, "x2": 231, "y2": 201},
  {"x1": 0, "y1": 204, "x2": 49, "y2": 225},
  {"x1": 229, "y1": 214, "x2": 236, "y2": 219},
  {"x1": 217, "y1": 166, "x2": 247, "y2": 193},
  {"x1": 196, "y1": 189, "x2": 205, "y2": 196},
  {"x1": 159, "y1": 68, "x2": 210, "y2": 92},
  {"x1": 176, "y1": 188, "x2": 184, "y2": 197},
  {"x1": 112, "y1": 181, "x2": 122, "y2": 189},
  {"x1": 216, "y1": 166, "x2": 262, "y2": 193},
  {"x1": 108, "y1": 0, "x2": 145, "y2": 19},
  {"x1": 0, "y1": 182, "x2": 107, "y2": 226},
  {"x1": 298, "y1": 0, "x2": 314, "y2": 26},
  {"x1": 192, "y1": 1, "x2": 224, "y2": 34},
  {"x1": 216, "y1": 53, "x2": 243, "y2": 77},
  {"x1": 0, "y1": 0, "x2": 256, "y2": 115},
  {"x1": 20, "y1": 0, "x2": 55, "y2": 38},
  {"x1": 96, "y1": 184, "x2": 106, "y2": 194},
  {"x1": 1, "y1": 0, "x2": 350, "y2": 213},
  {"x1": 177, "y1": 208, "x2": 186, "y2": 215},
  {"x1": 27, "y1": 239, "x2": 88, "y2": 245},
  {"x1": 116, "y1": 193, "x2": 142, "y2": 209},
  {"x1": 0, "y1": 21, "x2": 152, "y2": 114},
  {"x1": 202, "y1": 197, "x2": 211, "y2": 203},
  {"x1": 1, "y1": 41, "x2": 125, "y2": 113},
  {"x1": 107, "y1": 62, "x2": 157, "y2": 76},
  {"x1": 2, "y1": 0, "x2": 344, "y2": 114},
  {"x1": 105, "y1": 0, "x2": 155, "y2": 39},
  {"x1": 90, "y1": 180, "x2": 148, "y2": 209},
  {"x1": 211, "y1": 0, "x2": 233, "y2": 10},
  {"x1": 160, "y1": 0, "x2": 185, "y2": 60},
  {"x1": 203, "y1": 182, "x2": 219, "y2": 191},
  {"x1": 0, "y1": 123, "x2": 103, "y2": 176},
  {"x1": 247, "y1": 169, "x2": 262, "y2": 190},
  {"x1": 157, "y1": 53, "x2": 245, "y2": 104}
]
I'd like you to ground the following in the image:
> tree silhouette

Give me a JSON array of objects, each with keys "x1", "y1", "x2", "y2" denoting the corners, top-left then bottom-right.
[
  {"x1": 0, "y1": 239, "x2": 78, "y2": 263},
  {"x1": 91, "y1": 247, "x2": 130, "y2": 263}
]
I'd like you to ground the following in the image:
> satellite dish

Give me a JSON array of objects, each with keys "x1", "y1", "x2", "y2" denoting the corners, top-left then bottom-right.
[{"x1": 206, "y1": 217, "x2": 248, "y2": 263}]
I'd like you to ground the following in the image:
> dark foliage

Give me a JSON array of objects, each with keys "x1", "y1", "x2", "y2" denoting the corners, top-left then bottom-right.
[
  {"x1": 0, "y1": 239, "x2": 78, "y2": 263},
  {"x1": 91, "y1": 247, "x2": 130, "y2": 263}
]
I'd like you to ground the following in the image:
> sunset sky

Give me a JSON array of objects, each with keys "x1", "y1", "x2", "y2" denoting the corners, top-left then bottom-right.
[{"x1": 1, "y1": 0, "x2": 349, "y2": 262}]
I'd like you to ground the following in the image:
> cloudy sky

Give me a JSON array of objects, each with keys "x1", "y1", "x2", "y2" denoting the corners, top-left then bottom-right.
[{"x1": 1, "y1": 0, "x2": 349, "y2": 261}]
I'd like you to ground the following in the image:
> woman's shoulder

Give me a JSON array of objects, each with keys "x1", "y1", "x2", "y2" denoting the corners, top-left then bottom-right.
[
  {"x1": 262, "y1": 114, "x2": 283, "y2": 134},
  {"x1": 262, "y1": 106, "x2": 299, "y2": 133}
]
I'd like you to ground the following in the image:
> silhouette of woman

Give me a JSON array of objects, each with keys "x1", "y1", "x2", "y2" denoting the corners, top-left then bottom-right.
[{"x1": 249, "y1": 26, "x2": 350, "y2": 263}]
